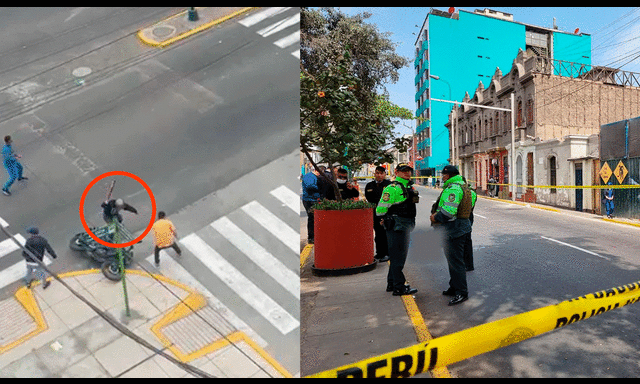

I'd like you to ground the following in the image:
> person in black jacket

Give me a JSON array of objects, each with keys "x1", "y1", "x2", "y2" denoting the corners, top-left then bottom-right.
[
  {"x1": 365, "y1": 166, "x2": 392, "y2": 262},
  {"x1": 23, "y1": 227, "x2": 57, "y2": 289},
  {"x1": 102, "y1": 198, "x2": 138, "y2": 224},
  {"x1": 326, "y1": 168, "x2": 360, "y2": 201}
]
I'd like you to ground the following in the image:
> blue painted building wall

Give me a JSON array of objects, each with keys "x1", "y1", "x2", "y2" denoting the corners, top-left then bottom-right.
[{"x1": 415, "y1": 9, "x2": 592, "y2": 173}]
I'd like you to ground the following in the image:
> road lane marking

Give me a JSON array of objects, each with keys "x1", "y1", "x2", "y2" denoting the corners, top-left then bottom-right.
[
  {"x1": 211, "y1": 216, "x2": 299, "y2": 298},
  {"x1": 269, "y1": 185, "x2": 298, "y2": 213},
  {"x1": 239, "y1": 7, "x2": 291, "y2": 27},
  {"x1": 241, "y1": 201, "x2": 298, "y2": 254},
  {"x1": 0, "y1": 235, "x2": 26, "y2": 258},
  {"x1": 180, "y1": 233, "x2": 299, "y2": 335},
  {"x1": 540, "y1": 236, "x2": 610, "y2": 260},
  {"x1": 257, "y1": 13, "x2": 300, "y2": 37}
]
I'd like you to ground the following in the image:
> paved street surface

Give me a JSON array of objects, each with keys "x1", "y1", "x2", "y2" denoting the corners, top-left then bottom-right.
[
  {"x1": 0, "y1": 7, "x2": 299, "y2": 377},
  {"x1": 301, "y1": 180, "x2": 640, "y2": 377}
]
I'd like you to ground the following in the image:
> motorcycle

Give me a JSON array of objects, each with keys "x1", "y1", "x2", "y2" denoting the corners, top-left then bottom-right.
[{"x1": 69, "y1": 223, "x2": 135, "y2": 281}]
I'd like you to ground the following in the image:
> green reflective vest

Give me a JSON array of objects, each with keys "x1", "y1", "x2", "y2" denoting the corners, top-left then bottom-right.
[{"x1": 375, "y1": 177, "x2": 415, "y2": 217}]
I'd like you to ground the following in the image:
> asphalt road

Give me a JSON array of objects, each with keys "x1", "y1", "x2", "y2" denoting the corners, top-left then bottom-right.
[
  {"x1": 0, "y1": 6, "x2": 298, "y2": 283},
  {"x1": 404, "y1": 183, "x2": 640, "y2": 377},
  {"x1": 0, "y1": 7, "x2": 300, "y2": 376}
]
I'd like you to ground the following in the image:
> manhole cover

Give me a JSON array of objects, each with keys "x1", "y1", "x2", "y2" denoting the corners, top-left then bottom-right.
[
  {"x1": 72, "y1": 67, "x2": 92, "y2": 77},
  {"x1": 152, "y1": 25, "x2": 176, "y2": 38}
]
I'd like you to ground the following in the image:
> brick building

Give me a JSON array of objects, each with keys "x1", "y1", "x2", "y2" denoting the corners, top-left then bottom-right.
[{"x1": 448, "y1": 49, "x2": 640, "y2": 209}]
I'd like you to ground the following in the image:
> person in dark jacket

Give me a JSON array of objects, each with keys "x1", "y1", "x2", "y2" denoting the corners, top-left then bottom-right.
[
  {"x1": 302, "y1": 166, "x2": 325, "y2": 244},
  {"x1": 102, "y1": 198, "x2": 138, "y2": 224},
  {"x1": 365, "y1": 166, "x2": 392, "y2": 262},
  {"x1": 23, "y1": 227, "x2": 57, "y2": 289},
  {"x1": 326, "y1": 168, "x2": 360, "y2": 201}
]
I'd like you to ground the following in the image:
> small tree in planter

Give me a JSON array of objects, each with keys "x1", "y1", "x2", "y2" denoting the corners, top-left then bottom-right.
[{"x1": 300, "y1": 7, "x2": 414, "y2": 274}]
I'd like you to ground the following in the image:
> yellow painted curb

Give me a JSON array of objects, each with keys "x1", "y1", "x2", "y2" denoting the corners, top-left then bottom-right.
[
  {"x1": 602, "y1": 217, "x2": 640, "y2": 228},
  {"x1": 300, "y1": 244, "x2": 313, "y2": 269},
  {"x1": 137, "y1": 7, "x2": 256, "y2": 48},
  {"x1": 0, "y1": 287, "x2": 48, "y2": 354},
  {"x1": 400, "y1": 278, "x2": 452, "y2": 378}
]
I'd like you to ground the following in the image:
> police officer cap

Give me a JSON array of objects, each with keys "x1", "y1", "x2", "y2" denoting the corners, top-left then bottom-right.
[
  {"x1": 396, "y1": 163, "x2": 413, "y2": 172},
  {"x1": 26, "y1": 226, "x2": 39, "y2": 235},
  {"x1": 441, "y1": 165, "x2": 459, "y2": 175}
]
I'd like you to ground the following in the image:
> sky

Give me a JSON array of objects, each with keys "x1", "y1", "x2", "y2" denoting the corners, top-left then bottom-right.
[{"x1": 336, "y1": 7, "x2": 640, "y2": 137}]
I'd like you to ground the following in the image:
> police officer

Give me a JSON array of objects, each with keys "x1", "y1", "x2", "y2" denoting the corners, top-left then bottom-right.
[
  {"x1": 365, "y1": 166, "x2": 392, "y2": 262},
  {"x1": 430, "y1": 165, "x2": 474, "y2": 306},
  {"x1": 376, "y1": 163, "x2": 419, "y2": 296}
]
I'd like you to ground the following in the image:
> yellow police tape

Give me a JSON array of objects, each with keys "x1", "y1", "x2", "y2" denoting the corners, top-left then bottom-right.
[
  {"x1": 306, "y1": 280, "x2": 640, "y2": 378},
  {"x1": 353, "y1": 176, "x2": 640, "y2": 189}
]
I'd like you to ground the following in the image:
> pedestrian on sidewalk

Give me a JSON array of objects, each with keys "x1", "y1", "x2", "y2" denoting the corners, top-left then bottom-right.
[
  {"x1": 461, "y1": 176, "x2": 477, "y2": 272},
  {"x1": 430, "y1": 165, "x2": 473, "y2": 306},
  {"x1": 365, "y1": 166, "x2": 391, "y2": 262},
  {"x1": 376, "y1": 163, "x2": 420, "y2": 296},
  {"x1": 22, "y1": 227, "x2": 57, "y2": 289},
  {"x1": 301, "y1": 166, "x2": 326, "y2": 244},
  {"x1": 604, "y1": 182, "x2": 614, "y2": 219},
  {"x1": 151, "y1": 211, "x2": 182, "y2": 267},
  {"x1": 2, "y1": 135, "x2": 28, "y2": 196}
]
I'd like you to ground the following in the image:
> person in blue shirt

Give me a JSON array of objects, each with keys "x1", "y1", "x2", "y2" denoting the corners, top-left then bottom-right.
[
  {"x1": 302, "y1": 166, "x2": 326, "y2": 244},
  {"x1": 2, "y1": 135, "x2": 28, "y2": 196},
  {"x1": 604, "y1": 181, "x2": 614, "y2": 219}
]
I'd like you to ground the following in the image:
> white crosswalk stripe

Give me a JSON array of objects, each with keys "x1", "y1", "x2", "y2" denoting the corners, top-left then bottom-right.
[
  {"x1": 241, "y1": 200, "x2": 298, "y2": 254},
  {"x1": 149, "y1": 184, "x2": 299, "y2": 342},
  {"x1": 239, "y1": 7, "x2": 300, "y2": 59},
  {"x1": 238, "y1": 7, "x2": 291, "y2": 27},
  {"x1": 211, "y1": 216, "x2": 299, "y2": 298},
  {"x1": 269, "y1": 184, "x2": 299, "y2": 213},
  {"x1": 256, "y1": 13, "x2": 300, "y2": 38},
  {"x1": 180, "y1": 233, "x2": 299, "y2": 335}
]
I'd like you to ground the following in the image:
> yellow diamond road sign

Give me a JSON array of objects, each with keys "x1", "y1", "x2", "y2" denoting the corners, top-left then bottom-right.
[
  {"x1": 600, "y1": 162, "x2": 612, "y2": 184},
  {"x1": 614, "y1": 160, "x2": 628, "y2": 184}
]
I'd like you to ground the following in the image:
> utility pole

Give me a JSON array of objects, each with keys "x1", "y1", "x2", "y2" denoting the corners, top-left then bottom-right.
[{"x1": 510, "y1": 93, "x2": 516, "y2": 202}]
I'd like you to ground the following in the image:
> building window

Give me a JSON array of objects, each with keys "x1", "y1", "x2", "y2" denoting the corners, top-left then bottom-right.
[
  {"x1": 549, "y1": 156, "x2": 557, "y2": 194},
  {"x1": 527, "y1": 98, "x2": 534, "y2": 124},
  {"x1": 517, "y1": 99, "x2": 523, "y2": 127}
]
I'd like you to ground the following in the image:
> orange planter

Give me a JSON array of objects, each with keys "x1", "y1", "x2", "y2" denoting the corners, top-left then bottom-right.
[{"x1": 312, "y1": 208, "x2": 376, "y2": 275}]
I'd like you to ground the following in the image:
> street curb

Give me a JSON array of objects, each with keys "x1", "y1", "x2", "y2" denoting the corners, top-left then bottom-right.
[
  {"x1": 1, "y1": 269, "x2": 292, "y2": 377},
  {"x1": 137, "y1": 7, "x2": 255, "y2": 48}
]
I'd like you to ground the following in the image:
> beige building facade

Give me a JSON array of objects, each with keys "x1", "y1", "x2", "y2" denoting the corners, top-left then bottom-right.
[{"x1": 449, "y1": 49, "x2": 640, "y2": 210}]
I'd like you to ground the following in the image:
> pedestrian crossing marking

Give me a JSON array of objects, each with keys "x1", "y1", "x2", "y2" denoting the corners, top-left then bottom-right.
[
  {"x1": 241, "y1": 201, "x2": 298, "y2": 254},
  {"x1": 180, "y1": 233, "x2": 299, "y2": 335},
  {"x1": 0, "y1": 234, "x2": 26, "y2": 259},
  {"x1": 274, "y1": 31, "x2": 300, "y2": 49},
  {"x1": 146, "y1": 254, "x2": 267, "y2": 347},
  {"x1": 239, "y1": 7, "x2": 291, "y2": 27},
  {"x1": 239, "y1": 7, "x2": 300, "y2": 59},
  {"x1": 0, "y1": 257, "x2": 53, "y2": 291},
  {"x1": 211, "y1": 216, "x2": 299, "y2": 298},
  {"x1": 257, "y1": 13, "x2": 300, "y2": 38},
  {"x1": 269, "y1": 185, "x2": 299, "y2": 213}
]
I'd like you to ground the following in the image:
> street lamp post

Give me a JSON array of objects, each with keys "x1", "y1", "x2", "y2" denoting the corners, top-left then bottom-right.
[{"x1": 429, "y1": 85, "x2": 516, "y2": 202}]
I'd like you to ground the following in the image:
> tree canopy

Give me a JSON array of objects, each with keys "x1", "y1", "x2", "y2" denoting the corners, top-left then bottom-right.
[{"x1": 300, "y1": 7, "x2": 414, "y2": 200}]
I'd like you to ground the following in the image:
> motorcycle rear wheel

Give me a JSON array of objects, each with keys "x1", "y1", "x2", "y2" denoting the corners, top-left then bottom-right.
[{"x1": 101, "y1": 260, "x2": 123, "y2": 281}]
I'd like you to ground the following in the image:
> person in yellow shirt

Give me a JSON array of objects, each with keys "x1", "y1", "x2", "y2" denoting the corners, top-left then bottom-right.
[{"x1": 151, "y1": 211, "x2": 182, "y2": 267}]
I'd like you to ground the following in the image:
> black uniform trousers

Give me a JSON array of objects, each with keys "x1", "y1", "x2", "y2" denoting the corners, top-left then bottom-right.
[
  {"x1": 443, "y1": 234, "x2": 468, "y2": 296},
  {"x1": 373, "y1": 211, "x2": 389, "y2": 258},
  {"x1": 385, "y1": 220, "x2": 413, "y2": 291}
]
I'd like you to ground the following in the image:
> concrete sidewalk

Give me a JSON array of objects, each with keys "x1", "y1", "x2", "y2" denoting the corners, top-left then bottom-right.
[
  {"x1": 299, "y1": 199, "x2": 437, "y2": 378},
  {"x1": 137, "y1": 7, "x2": 254, "y2": 48},
  {"x1": 0, "y1": 270, "x2": 287, "y2": 378}
]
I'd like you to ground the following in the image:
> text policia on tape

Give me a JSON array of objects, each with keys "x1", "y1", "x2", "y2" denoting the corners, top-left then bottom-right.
[{"x1": 307, "y1": 280, "x2": 640, "y2": 378}]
